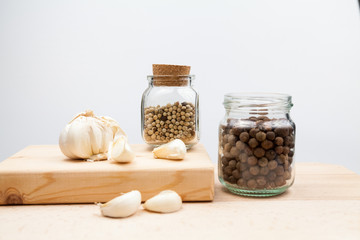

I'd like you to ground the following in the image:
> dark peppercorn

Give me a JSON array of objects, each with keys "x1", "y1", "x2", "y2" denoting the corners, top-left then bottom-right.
[
  {"x1": 228, "y1": 176, "x2": 236, "y2": 183},
  {"x1": 247, "y1": 179, "x2": 257, "y2": 188},
  {"x1": 283, "y1": 146, "x2": 290, "y2": 155},
  {"x1": 224, "y1": 166, "x2": 233, "y2": 175},
  {"x1": 258, "y1": 157, "x2": 268, "y2": 167},
  {"x1": 275, "y1": 137, "x2": 284, "y2": 146},
  {"x1": 256, "y1": 176, "x2": 267, "y2": 186},
  {"x1": 274, "y1": 127, "x2": 289, "y2": 137},
  {"x1": 278, "y1": 154, "x2": 287, "y2": 164},
  {"x1": 284, "y1": 136, "x2": 293, "y2": 146},
  {"x1": 232, "y1": 169, "x2": 241, "y2": 179},
  {"x1": 228, "y1": 135, "x2": 237, "y2": 145},
  {"x1": 236, "y1": 140, "x2": 246, "y2": 150},
  {"x1": 230, "y1": 147, "x2": 241, "y2": 157},
  {"x1": 275, "y1": 146, "x2": 283, "y2": 154},
  {"x1": 266, "y1": 131, "x2": 275, "y2": 140},
  {"x1": 224, "y1": 142, "x2": 232, "y2": 152},
  {"x1": 268, "y1": 160, "x2": 278, "y2": 170},
  {"x1": 261, "y1": 140, "x2": 274, "y2": 150},
  {"x1": 265, "y1": 150, "x2": 276, "y2": 160},
  {"x1": 255, "y1": 131, "x2": 266, "y2": 142},
  {"x1": 221, "y1": 157, "x2": 229, "y2": 166},
  {"x1": 249, "y1": 166, "x2": 260, "y2": 176},
  {"x1": 239, "y1": 132, "x2": 250, "y2": 142},
  {"x1": 253, "y1": 148, "x2": 265, "y2": 158},
  {"x1": 289, "y1": 150, "x2": 294, "y2": 157},
  {"x1": 248, "y1": 138, "x2": 259, "y2": 148},
  {"x1": 247, "y1": 156, "x2": 258, "y2": 166},
  {"x1": 237, "y1": 178, "x2": 245, "y2": 186},
  {"x1": 224, "y1": 152, "x2": 232, "y2": 159},
  {"x1": 249, "y1": 128, "x2": 259, "y2": 138},
  {"x1": 228, "y1": 160, "x2": 237, "y2": 168},
  {"x1": 232, "y1": 127, "x2": 243, "y2": 136},
  {"x1": 275, "y1": 176, "x2": 285, "y2": 186},
  {"x1": 244, "y1": 146, "x2": 253, "y2": 156}
]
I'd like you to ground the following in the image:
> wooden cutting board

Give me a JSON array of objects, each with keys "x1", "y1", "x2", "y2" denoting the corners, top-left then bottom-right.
[
  {"x1": 0, "y1": 163, "x2": 359, "y2": 240},
  {"x1": 0, "y1": 144, "x2": 214, "y2": 205}
]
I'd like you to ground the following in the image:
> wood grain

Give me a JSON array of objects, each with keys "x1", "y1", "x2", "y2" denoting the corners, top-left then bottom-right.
[
  {"x1": 0, "y1": 163, "x2": 359, "y2": 240},
  {"x1": 0, "y1": 144, "x2": 214, "y2": 205}
]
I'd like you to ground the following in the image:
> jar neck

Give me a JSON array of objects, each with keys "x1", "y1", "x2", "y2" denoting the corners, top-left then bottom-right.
[
  {"x1": 223, "y1": 93, "x2": 293, "y2": 117},
  {"x1": 147, "y1": 75, "x2": 194, "y2": 87}
]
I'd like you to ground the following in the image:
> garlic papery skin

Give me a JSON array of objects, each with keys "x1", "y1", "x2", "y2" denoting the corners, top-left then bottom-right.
[
  {"x1": 108, "y1": 135, "x2": 135, "y2": 163},
  {"x1": 59, "y1": 110, "x2": 126, "y2": 161},
  {"x1": 98, "y1": 190, "x2": 141, "y2": 218},
  {"x1": 152, "y1": 139, "x2": 186, "y2": 160},
  {"x1": 144, "y1": 190, "x2": 182, "y2": 213}
]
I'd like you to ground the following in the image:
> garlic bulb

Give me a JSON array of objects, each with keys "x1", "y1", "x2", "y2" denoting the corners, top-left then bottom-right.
[
  {"x1": 108, "y1": 135, "x2": 135, "y2": 163},
  {"x1": 59, "y1": 110, "x2": 126, "y2": 161},
  {"x1": 98, "y1": 190, "x2": 141, "y2": 218},
  {"x1": 144, "y1": 190, "x2": 182, "y2": 213},
  {"x1": 152, "y1": 139, "x2": 186, "y2": 160}
]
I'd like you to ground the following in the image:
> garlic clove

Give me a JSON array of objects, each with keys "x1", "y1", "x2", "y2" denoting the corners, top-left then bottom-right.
[
  {"x1": 144, "y1": 190, "x2": 182, "y2": 213},
  {"x1": 108, "y1": 135, "x2": 135, "y2": 163},
  {"x1": 98, "y1": 190, "x2": 141, "y2": 218},
  {"x1": 152, "y1": 139, "x2": 186, "y2": 160}
]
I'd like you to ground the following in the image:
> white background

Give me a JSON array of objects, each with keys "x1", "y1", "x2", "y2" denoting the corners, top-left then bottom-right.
[{"x1": 1, "y1": 0, "x2": 359, "y2": 173}]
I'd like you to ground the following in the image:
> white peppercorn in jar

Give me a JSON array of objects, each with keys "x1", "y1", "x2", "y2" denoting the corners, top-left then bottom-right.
[
  {"x1": 141, "y1": 64, "x2": 199, "y2": 148},
  {"x1": 219, "y1": 93, "x2": 296, "y2": 197}
]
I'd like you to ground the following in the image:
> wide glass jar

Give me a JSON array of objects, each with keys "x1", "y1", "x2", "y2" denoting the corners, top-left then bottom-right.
[
  {"x1": 218, "y1": 93, "x2": 296, "y2": 197},
  {"x1": 141, "y1": 75, "x2": 199, "y2": 148}
]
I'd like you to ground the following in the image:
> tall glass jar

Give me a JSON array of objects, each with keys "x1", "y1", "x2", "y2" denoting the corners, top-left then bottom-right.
[
  {"x1": 219, "y1": 93, "x2": 296, "y2": 197},
  {"x1": 141, "y1": 75, "x2": 199, "y2": 149}
]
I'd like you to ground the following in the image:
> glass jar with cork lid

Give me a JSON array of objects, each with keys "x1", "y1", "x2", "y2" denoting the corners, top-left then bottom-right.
[
  {"x1": 219, "y1": 93, "x2": 296, "y2": 197},
  {"x1": 141, "y1": 64, "x2": 199, "y2": 149}
]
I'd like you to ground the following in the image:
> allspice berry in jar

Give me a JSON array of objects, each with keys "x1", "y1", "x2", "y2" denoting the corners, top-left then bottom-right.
[
  {"x1": 141, "y1": 64, "x2": 199, "y2": 149},
  {"x1": 218, "y1": 93, "x2": 296, "y2": 197}
]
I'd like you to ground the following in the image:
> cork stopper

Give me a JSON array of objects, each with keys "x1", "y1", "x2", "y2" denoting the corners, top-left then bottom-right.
[
  {"x1": 152, "y1": 64, "x2": 191, "y2": 86},
  {"x1": 153, "y1": 64, "x2": 190, "y2": 75}
]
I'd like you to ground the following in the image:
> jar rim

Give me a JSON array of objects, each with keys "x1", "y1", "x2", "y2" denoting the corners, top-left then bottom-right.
[
  {"x1": 223, "y1": 92, "x2": 293, "y2": 111},
  {"x1": 147, "y1": 75, "x2": 195, "y2": 78},
  {"x1": 147, "y1": 75, "x2": 195, "y2": 86},
  {"x1": 225, "y1": 92, "x2": 291, "y2": 99}
]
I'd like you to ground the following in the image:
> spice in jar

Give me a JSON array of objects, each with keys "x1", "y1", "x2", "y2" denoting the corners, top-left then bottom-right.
[
  {"x1": 143, "y1": 101, "x2": 196, "y2": 144},
  {"x1": 220, "y1": 116, "x2": 295, "y2": 189}
]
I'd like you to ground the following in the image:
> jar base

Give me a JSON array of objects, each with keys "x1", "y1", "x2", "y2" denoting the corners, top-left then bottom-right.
[{"x1": 219, "y1": 177, "x2": 289, "y2": 197}]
